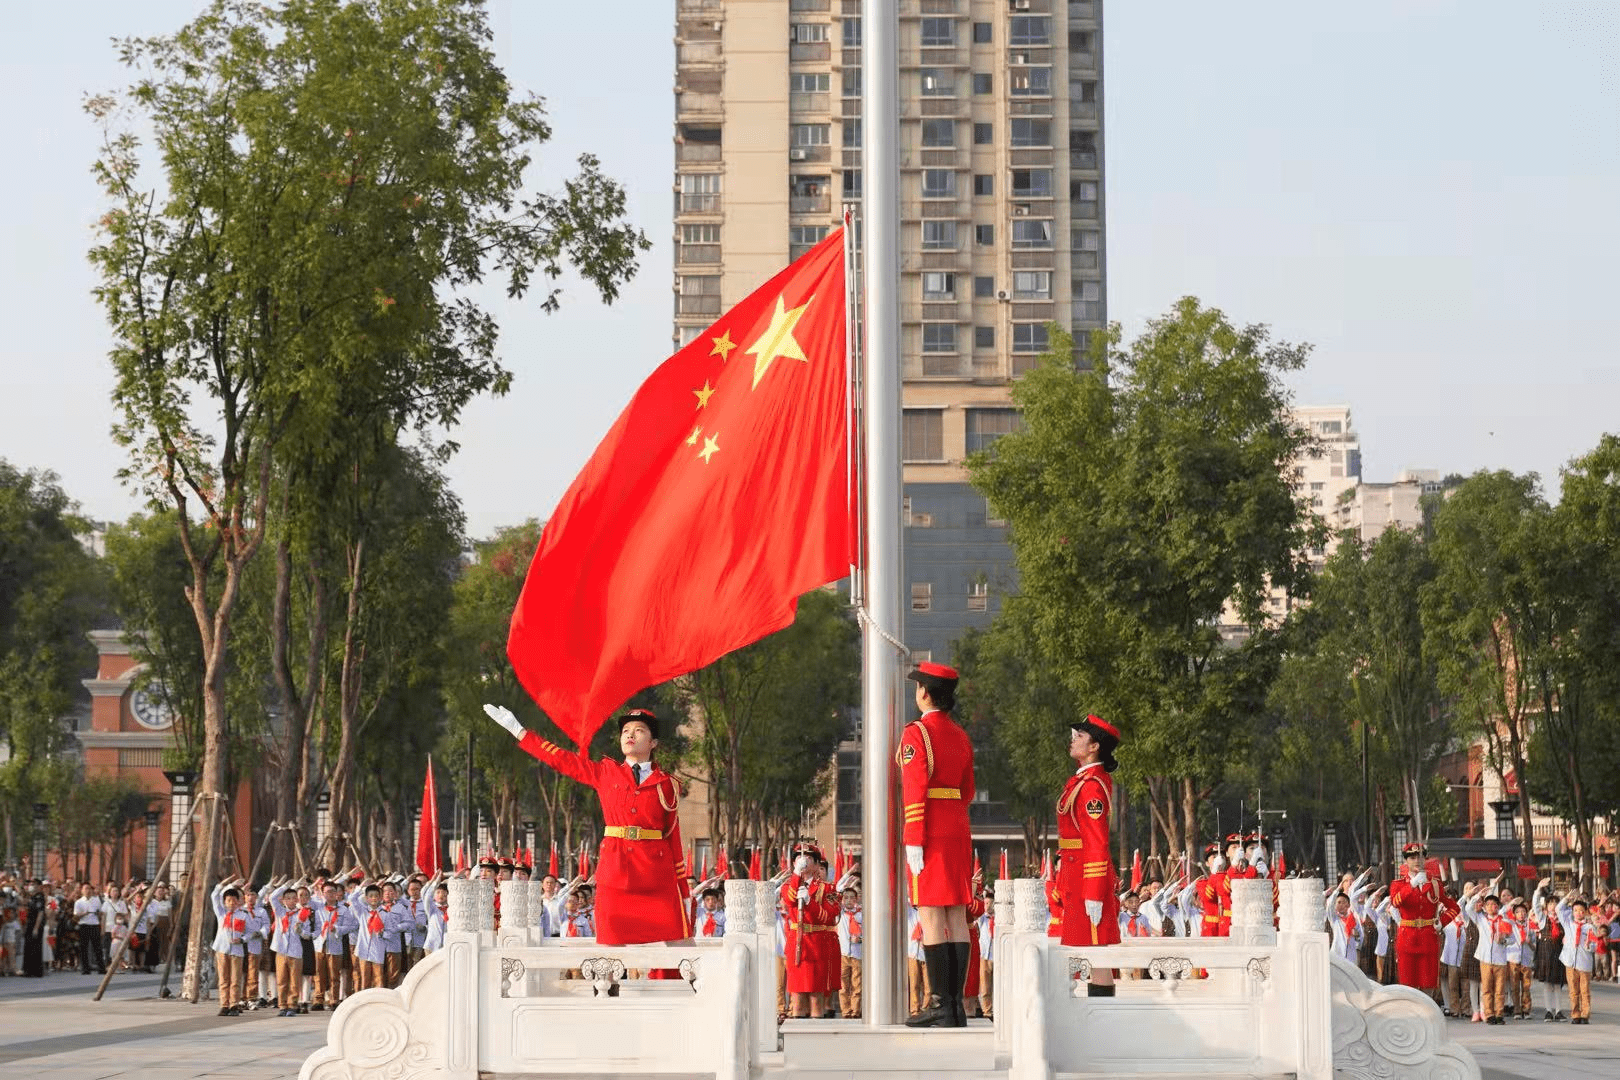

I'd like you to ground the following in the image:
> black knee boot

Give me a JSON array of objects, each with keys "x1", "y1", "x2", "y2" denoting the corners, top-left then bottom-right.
[
  {"x1": 905, "y1": 944, "x2": 954, "y2": 1027},
  {"x1": 1087, "y1": 982, "x2": 1116, "y2": 997},
  {"x1": 949, "y1": 942, "x2": 971, "y2": 1026}
]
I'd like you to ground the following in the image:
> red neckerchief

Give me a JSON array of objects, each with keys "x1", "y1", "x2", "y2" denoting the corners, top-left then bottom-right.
[
  {"x1": 228, "y1": 913, "x2": 245, "y2": 933},
  {"x1": 367, "y1": 910, "x2": 384, "y2": 934},
  {"x1": 703, "y1": 913, "x2": 717, "y2": 936},
  {"x1": 1342, "y1": 913, "x2": 1357, "y2": 941}
]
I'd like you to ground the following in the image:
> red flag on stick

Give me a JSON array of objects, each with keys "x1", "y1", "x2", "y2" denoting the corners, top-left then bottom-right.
[
  {"x1": 717, "y1": 845, "x2": 729, "y2": 880},
  {"x1": 454, "y1": 839, "x2": 467, "y2": 874},
  {"x1": 999, "y1": 848, "x2": 1009, "y2": 881},
  {"x1": 414, "y1": 757, "x2": 441, "y2": 876},
  {"x1": 579, "y1": 843, "x2": 591, "y2": 881},
  {"x1": 973, "y1": 850, "x2": 982, "y2": 880},
  {"x1": 506, "y1": 232, "x2": 852, "y2": 751},
  {"x1": 1130, "y1": 849, "x2": 1142, "y2": 892},
  {"x1": 749, "y1": 849, "x2": 762, "y2": 881},
  {"x1": 548, "y1": 842, "x2": 559, "y2": 879}
]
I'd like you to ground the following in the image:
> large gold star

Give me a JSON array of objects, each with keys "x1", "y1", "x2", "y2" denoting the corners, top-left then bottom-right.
[
  {"x1": 693, "y1": 381, "x2": 715, "y2": 409},
  {"x1": 745, "y1": 294, "x2": 813, "y2": 389},
  {"x1": 698, "y1": 433, "x2": 720, "y2": 464},
  {"x1": 710, "y1": 329, "x2": 736, "y2": 361}
]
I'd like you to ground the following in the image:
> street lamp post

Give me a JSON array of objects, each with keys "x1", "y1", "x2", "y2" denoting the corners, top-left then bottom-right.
[
  {"x1": 144, "y1": 809, "x2": 161, "y2": 880},
  {"x1": 31, "y1": 802, "x2": 49, "y2": 878},
  {"x1": 522, "y1": 820, "x2": 538, "y2": 860},
  {"x1": 1323, "y1": 820, "x2": 1341, "y2": 883},
  {"x1": 1390, "y1": 813, "x2": 1411, "y2": 859},
  {"x1": 162, "y1": 771, "x2": 196, "y2": 880},
  {"x1": 1489, "y1": 800, "x2": 1518, "y2": 841}
]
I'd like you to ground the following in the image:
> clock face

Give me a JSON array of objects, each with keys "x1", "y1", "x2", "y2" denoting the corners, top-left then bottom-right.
[{"x1": 129, "y1": 686, "x2": 174, "y2": 730}]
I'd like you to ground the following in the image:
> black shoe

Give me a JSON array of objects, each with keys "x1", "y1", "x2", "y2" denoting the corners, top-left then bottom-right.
[
  {"x1": 1555, "y1": 1010, "x2": 1568, "y2": 1020},
  {"x1": 218, "y1": 1007, "x2": 230, "y2": 1017},
  {"x1": 1542, "y1": 1009, "x2": 1554, "y2": 1022},
  {"x1": 905, "y1": 995, "x2": 953, "y2": 1028},
  {"x1": 297, "y1": 1004, "x2": 309, "y2": 1014},
  {"x1": 1087, "y1": 983, "x2": 1117, "y2": 998},
  {"x1": 311, "y1": 1003, "x2": 325, "y2": 1012}
]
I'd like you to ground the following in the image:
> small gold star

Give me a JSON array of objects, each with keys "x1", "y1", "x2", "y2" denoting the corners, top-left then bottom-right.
[
  {"x1": 746, "y1": 294, "x2": 812, "y2": 389},
  {"x1": 685, "y1": 425, "x2": 702, "y2": 446},
  {"x1": 710, "y1": 330, "x2": 736, "y2": 360},
  {"x1": 693, "y1": 381, "x2": 715, "y2": 409},
  {"x1": 698, "y1": 433, "x2": 720, "y2": 464}
]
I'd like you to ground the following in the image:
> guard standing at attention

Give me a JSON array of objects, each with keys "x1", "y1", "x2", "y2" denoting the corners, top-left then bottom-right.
[
  {"x1": 1056, "y1": 714, "x2": 1122, "y2": 996},
  {"x1": 898, "y1": 662, "x2": 976, "y2": 1028}
]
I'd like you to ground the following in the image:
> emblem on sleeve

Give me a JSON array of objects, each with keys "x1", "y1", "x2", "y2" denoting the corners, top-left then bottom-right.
[
  {"x1": 1085, "y1": 797, "x2": 1104, "y2": 819},
  {"x1": 900, "y1": 744, "x2": 916, "y2": 765}
]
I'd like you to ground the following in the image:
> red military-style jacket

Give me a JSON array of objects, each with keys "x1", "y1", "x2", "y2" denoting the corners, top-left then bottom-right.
[
  {"x1": 517, "y1": 732, "x2": 691, "y2": 945},
  {"x1": 1055, "y1": 762, "x2": 1120, "y2": 947},
  {"x1": 898, "y1": 710, "x2": 976, "y2": 907},
  {"x1": 1388, "y1": 867, "x2": 1457, "y2": 956},
  {"x1": 781, "y1": 873, "x2": 841, "y2": 994},
  {"x1": 1196, "y1": 874, "x2": 1225, "y2": 936}
]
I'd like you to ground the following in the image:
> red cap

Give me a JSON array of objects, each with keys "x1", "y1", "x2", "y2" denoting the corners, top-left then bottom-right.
[
  {"x1": 1082, "y1": 714, "x2": 1120, "y2": 742},
  {"x1": 1402, "y1": 842, "x2": 1425, "y2": 857},
  {"x1": 908, "y1": 662, "x2": 959, "y2": 682}
]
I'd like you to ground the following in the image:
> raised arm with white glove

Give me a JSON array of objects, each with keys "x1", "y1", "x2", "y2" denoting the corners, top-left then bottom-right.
[{"x1": 484, "y1": 703, "x2": 527, "y2": 739}]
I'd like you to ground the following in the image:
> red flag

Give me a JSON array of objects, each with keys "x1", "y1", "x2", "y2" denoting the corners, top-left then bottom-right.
[
  {"x1": 414, "y1": 758, "x2": 441, "y2": 876},
  {"x1": 717, "y1": 845, "x2": 728, "y2": 880},
  {"x1": 454, "y1": 839, "x2": 467, "y2": 874},
  {"x1": 579, "y1": 843, "x2": 591, "y2": 881},
  {"x1": 1130, "y1": 849, "x2": 1142, "y2": 891},
  {"x1": 749, "y1": 849, "x2": 762, "y2": 881},
  {"x1": 507, "y1": 232, "x2": 852, "y2": 749},
  {"x1": 548, "y1": 842, "x2": 559, "y2": 879},
  {"x1": 999, "y1": 848, "x2": 1008, "y2": 881},
  {"x1": 973, "y1": 850, "x2": 982, "y2": 880},
  {"x1": 1276, "y1": 851, "x2": 1288, "y2": 878}
]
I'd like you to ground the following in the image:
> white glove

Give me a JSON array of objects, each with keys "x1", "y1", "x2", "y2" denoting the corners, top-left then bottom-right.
[
  {"x1": 1085, "y1": 900, "x2": 1103, "y2": 924},
  {"x1": 905, "y1": 846, "x2": 924, "y2": 877},
  {"x1": 793, "y1": 855, "x2": 811, "y2": 876},
  {"x1": 1211, "y1": 856, "x2": 1228, "y2": 872},
  {"x1": 1409, "y1": 871, "x2": 1428, "y2": 887},
  {"x1": 483, "y1": 703, "x2": 526, "y2": 740},
  {"x1": 797, "y1": 886, "x2": 810, "y2": 905}
]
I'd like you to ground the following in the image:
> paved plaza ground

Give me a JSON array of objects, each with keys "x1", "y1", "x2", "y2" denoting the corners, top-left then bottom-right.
[{"x1": 0, "y1": 969, "x2": 1615, "y2": 1079}]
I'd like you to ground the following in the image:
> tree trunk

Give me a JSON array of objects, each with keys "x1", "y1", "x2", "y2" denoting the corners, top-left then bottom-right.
[{"x1": 1179, "y1": 777, "x2": 1199, "y2": 866}]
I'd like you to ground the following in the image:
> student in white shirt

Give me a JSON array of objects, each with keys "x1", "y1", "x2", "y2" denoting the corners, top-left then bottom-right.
[
  {"x1": 1439, "y1": 911, "x2": 1467, "y2": 1017},
  {"x1": 836, "y1": 886, "x2": 863, "y2": 1020},
  {"x1": 423, "y1": 880, "x2": 450, "y2": 954},
  {"x1": 1325, "y1": 889, "x2": 1363, "y2": 964},
  {"x1": 1556, "y1": 894, "x2": 1600, "y2": 1023},
  {"x1": 72, "y1": 884, "x2": 105, "y2": 974},
  {"x1": 210, "y1": 879, "x2": 249, "y2": 1015},
  {"x1": 311, "y1": 880, "x2": 352, "y2": 1010},
  {"x1": 1463, "y1": 887, "x2": 1513, "y2": 1024},
  {"x1": 694, "y1": 887, "x2": 726, "y2": 938}
]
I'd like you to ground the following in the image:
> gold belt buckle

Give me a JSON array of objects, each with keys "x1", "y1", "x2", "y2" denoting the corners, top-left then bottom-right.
[{"x1": 622, "y1": 826, "x2": 640, "y2": 840}]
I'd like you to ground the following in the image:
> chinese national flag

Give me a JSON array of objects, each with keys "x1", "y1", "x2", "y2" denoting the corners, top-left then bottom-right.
[
  {"x1": 414, "y1": 758, "x2": 440, "y2": 876},
  {"x1": 508, "y1": 231, "x2": 852, "y2": 749}
]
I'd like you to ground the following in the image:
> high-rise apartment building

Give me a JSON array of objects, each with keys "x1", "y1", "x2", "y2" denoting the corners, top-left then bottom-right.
[{"x1": 673, "y1": 0, "x2": 1106, "y2": 666}]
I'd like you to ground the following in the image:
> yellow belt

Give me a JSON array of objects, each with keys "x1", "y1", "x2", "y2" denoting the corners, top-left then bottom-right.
[
  {"x1": 1058, "y1": 838, "x2": 1084, "y2": 849},
  {"x1": 1401, "y1": 918, "x2": 1436, "y2": 928},
  {"x1": 926, "y1": 787, "x2": 961, "y2": 799},
  {"x1": 787, "y1": 922, "x2": 835, "y2": 932},
  {"x1": 603, "y1": 825, "x2": 664, "y2": 841}
]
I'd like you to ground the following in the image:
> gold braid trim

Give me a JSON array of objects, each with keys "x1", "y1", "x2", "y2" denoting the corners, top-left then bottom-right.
[
  {"x1": 917, "y1": 723, "x2": 935, "y2": 778},
  {"x1": 657, "y1": 777, "x2": 679, "y2": 813}
]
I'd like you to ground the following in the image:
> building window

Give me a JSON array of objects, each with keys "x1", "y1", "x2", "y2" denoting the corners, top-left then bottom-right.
[
  {"x1": 974, "y1": 122, "x2": 993, "y2": 145},
  {"x1": 921, "y1": 220, "x2": 957, "y2": 250},
  {"x1": 968, "y1": 580, "x2": 989, "y2": 612},
  {"x1": 791, "y1": 225, "x2": 830, "y2": 247},
  {"x1": 966, "y1": 407, "x2": 1022, "y2": 453},
  {"x1": 975, "y1": 223, "x2": 994, "y2": 246},
  {"x1": 680, "y1": 173, "x2": 721, "y2": 213},
  {"x1": 922, "y1": 119, "x2": 955, "y2": 147},
  {"x1": 1010, "y1": 118, "x2": 1051, "y2": 147},
  {"x1": 792, "y1": 124, "x2": 830, "y2": 146},
  {"x1": 118, "y1": 748, "x2": 165, "y2": 768},
  {"x1": 1011, "y1": 219, "x2": 1053, "y2": 248},
  {"x1": 1009, "y1": 16, "x2": 1051, "y2": 46},
  {"x1": 909, "y1": 648, "x2": 932, "y2": 666},
  {"x1": 922, "y1": 169, "x2": 955, "y2": 198},
  {"x1": 921, "y1": 18, "x2": 955, "y2": 46},
  {"x1": 1013, "y1": 270, "x2": 1051, "y2": 299},
  {"x1": 973, "y1": 72, "x2": 992, "y2": 95},
  {"x1": 1013, "y1": 323, "x2": 1049, "y2": 353},
  {"x1": 974, "y1": 275, "x2": 994, "y2": 298},
  {"x1": 922, "y1": 323, "x2": 957, "y2": 353},
  {"x1": 844, "y1": 119, "x2": 863, "y2": 148},
  {"x1": 678, "y1": 275, "x2": 721, "y2": 315},
  {"x1": 902, "y1": 495, "x2": 912, "y2": 525},
  {"x1": 842, "y1": 69, "x2": 862, "y2": 98},
  {"x1": 974, "y1": 325, "x2": 995, "y2": 350},
  {"x1": 920, "y1": 69, "x2": 954, "y2": 96},
  {"x1": 682, "y1": 223, "x2": 720, "y2": 245},
  {"x1": 843, "y1": 169, "x2": 863, "y2": 197},
  {"x1": 903, "y1": 409, "x2": 944, "y2": 461},
  {"x1": 843, "y1": 17, "x2": 862, "y2": 47},
  {"x1": 1076, "y1": 279, "x2": 1101, "y2": 302},
  {"x1": 911, "y1": 583, "x2": 933, "y2": 612},
  {"x1": 1074, "y1": 179, "x2": 1099, "y2": 203},
  {"x1": 1073, "y1": 228, "x2": 1100, "y2": 253},
  {"x1": 972, "y1": 22, "x2": 992, "y2": 44},
  {"x1": 791, "y1": 73, "x2": 830, "y2": 94},
  {"x1": 1010, "y1": 67, "x2": 1051, "y2": 97},
  {"x1": 973, "y1": 173, "x2": 993, "y2": 196},
  {"x1": 793, "y1": 23, "x2": 829, "y2": 43},
  {"x1": 1011, "y1": 169, "x2": 1053, "y2": 197},
  {"x1": 922, "y1": 272, "x2": 955, "y2": 300},
  {"x1": 678, "y1": 325, "x2": 704, "y2": 347}
]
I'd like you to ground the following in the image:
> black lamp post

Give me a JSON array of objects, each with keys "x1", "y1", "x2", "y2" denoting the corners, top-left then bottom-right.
[
  {"x1": 1489, "y1": 800, "x2": 1519, "y2": 841},
  {"x1": 144, "y1": 809, "x2": 161, "y2": 880},
  {"x1": 162, "y1": 771, "x2": 196, "y2": 879},
  {"x1": 1390, "y1": 813, "x2": 1412, "y2": 858},
  {"x1": 1323, "y1": 820, "x2": 1340, "y2": 883},
  {"x1": 31, "y1": 802, "x2": 49, "y2": 877}
]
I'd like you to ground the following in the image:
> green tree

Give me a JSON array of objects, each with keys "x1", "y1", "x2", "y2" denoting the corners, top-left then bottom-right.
[
  {"x1": 967, "y1": 302, "x2": 1321, "y2": 859},
  {"x1": 87, "y1": 0, "x2": 647, "y2": 988},
  {"x1": 0, "y1": 463, "x2": 110, "y2": 866},
  {"x1": 1420, "y1": 471, "x2": 1546, "y2": 860}
]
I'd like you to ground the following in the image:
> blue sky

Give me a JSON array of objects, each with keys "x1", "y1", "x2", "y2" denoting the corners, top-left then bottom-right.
[{"x1": 2, "y1": 0, "x2": 1615, "y2": 537}]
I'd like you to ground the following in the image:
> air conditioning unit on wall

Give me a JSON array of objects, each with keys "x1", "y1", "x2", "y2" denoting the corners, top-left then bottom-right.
[{"x1": 789, "y1": 148, "x2": 808, "y2": 161}]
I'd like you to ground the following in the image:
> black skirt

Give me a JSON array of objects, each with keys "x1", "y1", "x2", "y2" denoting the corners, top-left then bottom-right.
[
  {"x1": 301, "y1": 937, "x2": 316, "y2": 976},
  {"x1": 1534, "y1": 935, "x2": 1565, "y2": 985},
  {"x1": 1462, "y1": 922, "x2": 1481, "y2": 982}
]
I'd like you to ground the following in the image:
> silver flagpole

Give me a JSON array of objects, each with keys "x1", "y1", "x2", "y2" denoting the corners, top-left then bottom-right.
[{"x1": 860, "y1": 0, "x2": 905, "y2": 1028}]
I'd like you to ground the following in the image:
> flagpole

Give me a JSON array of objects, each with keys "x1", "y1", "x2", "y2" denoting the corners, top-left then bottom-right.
[{"x1": 860, "y1": 0, "x2": 905, "y2": 1029}]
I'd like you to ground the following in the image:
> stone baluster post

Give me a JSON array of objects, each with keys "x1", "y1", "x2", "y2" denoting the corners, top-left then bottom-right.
[
  {"x1": 993, "y1": 880, "x2": 1016, "y2": 1053},
  {"x1": 1276, "y1": 879, "x2": 1331, "y2": 1080},
  {"x1": 726, "y1": 879, "x2": 772, "y2": 1060},
  {"x1": 445, "y1": 878, "x2": 481, "y2": 1080},
  {"x1": 498, "y1": 881, "x2": 528, "y2": 948},
  {"x1": 527, "y1": 880, "x2": 547, "y2": 944},
  {"x1": 1230, "y1": 878, "x2": 1278, "y2": 946}
]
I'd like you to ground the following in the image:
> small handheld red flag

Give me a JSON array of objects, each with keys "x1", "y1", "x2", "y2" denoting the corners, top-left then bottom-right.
[
  {"x1": 999, "y1": 848, "x2": 1009, "y2": 881},
  {"x1": 973, "y1": 851, "x2": 982, "y2": 879},
  {"x1": 507, "y1": 232, "x2": 852, "y2": 750},
  {"x1": 548, "y1": 842, "x2": 559, "y2": 879},
  {"x1": 454, "y1": 839, "x2": 467, "y2": 874},
  {"x1": 1130, "y1": 849, "x2": 1143, "y2": 891},
  {"x1": 414, "y1": 757, "x2": 441, "y2": 877},
  {"x1": 749, "y1": 849, "x2": 762, "y2": 881},
  {"x1": 717, "y1": 845, "x2": 729, "y2": 880}
]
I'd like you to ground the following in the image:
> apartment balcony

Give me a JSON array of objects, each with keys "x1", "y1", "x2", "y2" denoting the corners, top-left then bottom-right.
[
  {"x1": 790, "y1": 193, "x2": 832, "y2": 214},
  {"x1": 678, "y1": 0, "x2": 723, "y2": 13},
  {"x1": 677, "y1": 91, "x2": 723, "y2": 118},
  {"x1": 899, "y1": 0, "x2": 962, "y2": 15},
  {"x1": 1068, "y1": 50, "x2": 1097, "y2": 73},
  {"x1": 1070, "y1": 101, "x2": 1098, "y2": 122},
  {"x1": 1008, "y1": 97, "x2": 1055, "y2": 117},
  {"x1": 676, "y1": 244, "x2": 721, "y2": 266},
  {"x1": 791, "y1": 42, "x2": 832, "y2": 63},
  {"x1": 1009, "y1": 148, "x2": 1055, "y2": 168},
  {"x1": 1070, "y1": 148, "x2": 1098, "y2": 170},
  {"x1": 676, "y1": 294, "x2": 723, "y2": 317},
  {"x1": 915, "y1": 96, "x2": 971, "y2": 117},
  {"x1": 788, "y1": 144, "x2": 832, "y2": 163},
  {"x1": 677, "y1": 40, "x2": 723, "y2": 66},
  {"x1": 1071, "y1": 249, "x2": 1098, "y2": 270},
  {"x1": 677, "y1": 143, "x2": 722, "y2": 164},
  {"x1": 1069, "y1": 0, "x2": 1097, "y2": 23},
  {"x1": 1071, "y1": 299, "x2": 1104, "y2": 322},
  {"x1": 916, "y1": 353, "x2": 968, "y2": 379},
  {"x1": 903, "y1": 47, "x2": 967, "y2": 68},
  {"x1": 1012, "y1": 302, "x2": 1055, "y2": 321},
  {"x1": 1011, "y1": 250, "x2": 1054, "y2": 270},
  {"x1": 676, "y1": 193, "x2": 722, "y2": 215},
  {"x1": 791, "y1": 91, "x2": 831, "y2": 113},
  {"x1": 790, "y1": 0, "x2": 832, "y2": 11}
]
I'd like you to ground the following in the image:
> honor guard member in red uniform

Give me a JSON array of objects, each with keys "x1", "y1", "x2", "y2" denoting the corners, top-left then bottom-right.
[
  {"x1": 781, "y1": 842, "x2": 841, "y2": 1018},
  {"x1": 1056, "y1": 714, "x2": 1122, "y2": 996},
  {"x1": 898, "y1": 662, "x2": 976, "y2": 1028},
  {"x1": 1389, "y1": 841, "x2": 1455, "y2": 995},
  {"x1": 485, "y1": 704, "x2": 692, "y2": 946},
  {"x1": 1195, "y1": 844, "x2": 1225, "y2": 937}
]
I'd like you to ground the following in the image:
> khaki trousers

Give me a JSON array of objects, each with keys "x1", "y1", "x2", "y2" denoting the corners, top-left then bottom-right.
[
  {"x1": 214, "y1": 952, "x2": 243, "y2": 1008},
  {"x1": 1480, "y1": 962, "x2": 1507, "y2": 1019},
  {"x1": 384, "y1": 951, "x2": 403, "y2": 988},
  {"x1": 907, "y1": 957, "x2": 930, "y2": 1014},
  {"x1": 276, "y1": 952, "x2": 300, "y2": 1009},
  {"x1": 315, "y1": 951, "x2": 342, "y2": 1005},
  {"x1": 357, "y1": 959, "x2": 386, "y2": 991},
  {"x1": 1508, "y1": 962, "x2": 1531, "y2": 1014},
  {"x1": 1568, "y1": 969, "x2": 1591, "y2": 1019},
  {"x1": 776, "y1": 957, "x2": 787, "y2": 1017},
  {"x1": 840, "y1": 956, "x2": 862, "y2": 1018},
  {"x1": 1440, "y1": 962, "x2": 1462, "y2": 1014},
  {"x1": 980, "y1": 958, "x2": 993, "y2": 1017}
]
